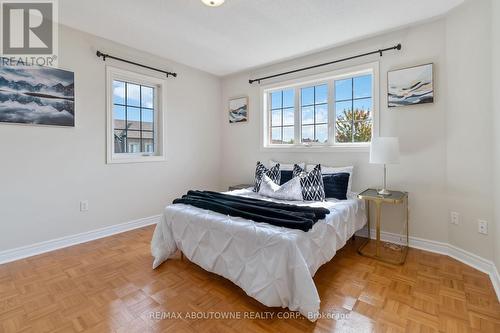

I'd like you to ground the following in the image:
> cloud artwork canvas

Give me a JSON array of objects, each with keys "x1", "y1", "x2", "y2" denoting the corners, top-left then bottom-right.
[
  {"x1": 0, "y1": 66, "x2": 75, "y2": 126},
  {"x1": 228, "y1": 96, "x2": 248, "y2": 123},
  {"x1": 388, "y1": 63, "x2": 433, "y2": 107}
]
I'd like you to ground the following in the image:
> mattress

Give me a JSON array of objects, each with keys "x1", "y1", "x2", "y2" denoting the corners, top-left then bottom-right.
[{"x1": 151, "y1": 188, "x2": 366, "y2": 320}]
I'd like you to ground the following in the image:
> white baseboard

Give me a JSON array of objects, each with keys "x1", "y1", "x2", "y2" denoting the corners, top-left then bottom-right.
[
  {"x1": 0, "y1": 215, "x2": 161, "y2": 265},
  {"x1": 491, "y1": 265, "x2": 500, "y2": 302},
  {"x1": 356, "y1": 228, "x2": 500, "y2": 301}
]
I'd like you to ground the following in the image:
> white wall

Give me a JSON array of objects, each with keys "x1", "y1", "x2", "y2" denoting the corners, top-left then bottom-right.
[
  {"x1": 221, "y1": 0, "x2": 496, "y2": 260},
  {"x1": 221, "y1": 20, "x2": 449, "y2": 244},
  {"x1": 445, "y1": 0, "x2": 493, "y2": 260},
  {"x1": 0, "y1": 25, "x2": 222, "y2": 251}
]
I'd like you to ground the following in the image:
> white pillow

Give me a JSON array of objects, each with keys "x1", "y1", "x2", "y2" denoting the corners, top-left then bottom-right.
[
  {"x1": 258, "y1": 175, "x2": 303, "y2": 201},
  {"x1": 270, "y1": 160, "x2": 305, "y2": 171},
  {"x1": 306, "y1": 164, "x2": 354, "y2": 194}
]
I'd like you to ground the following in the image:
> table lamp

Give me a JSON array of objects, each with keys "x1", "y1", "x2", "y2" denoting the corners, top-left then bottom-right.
[{"x1": 370, "y1": 137, "x2": 400, "y2": 196}]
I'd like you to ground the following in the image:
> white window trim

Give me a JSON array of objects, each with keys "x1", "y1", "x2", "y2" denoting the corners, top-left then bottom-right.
[
  {"x1": 260, "y1": 61, "x2": 379, "y2": 152},
  {"x1": 106, "y1": 66, "x2": 167, "y2": 164}
]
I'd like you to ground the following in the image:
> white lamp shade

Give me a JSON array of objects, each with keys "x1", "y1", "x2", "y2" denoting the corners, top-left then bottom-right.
[{"x1": 370, "y1": 137, "x2": 400, "y2": 164}]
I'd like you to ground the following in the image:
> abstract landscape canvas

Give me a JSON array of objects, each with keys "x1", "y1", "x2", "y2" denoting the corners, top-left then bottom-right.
[
  {"x1": 229, "y1": 96, "x2": 248, "y2": 123},
  {"x1": 0, "y1": 67, "x2": 75, "y2": 126},
  {"x1": 388, "y1": 63, "x2": 433, "y2": 107}
]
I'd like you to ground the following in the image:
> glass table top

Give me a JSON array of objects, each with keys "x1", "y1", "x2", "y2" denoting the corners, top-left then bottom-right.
[{"x1": 358, "y1": 189, "x2": 407, "y2": 201}]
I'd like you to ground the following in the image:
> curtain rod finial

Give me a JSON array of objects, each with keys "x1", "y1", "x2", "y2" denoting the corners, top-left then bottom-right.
[{"x1": 96, "y1": 50, "x2": 106, "y2": 61}]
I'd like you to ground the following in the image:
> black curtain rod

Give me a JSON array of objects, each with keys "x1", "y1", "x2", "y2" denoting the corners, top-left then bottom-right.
[
  {"x1": 249, "y1": 43, "x2": 401, "y2": 84},
  {"x1": 96, "y1": 51, "x2": 177, "y2": 78}
]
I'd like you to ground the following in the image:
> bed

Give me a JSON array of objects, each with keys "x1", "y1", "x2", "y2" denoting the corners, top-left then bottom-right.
[{"x1": 151, "y1": 187, "x2": 366, "y2": 321}]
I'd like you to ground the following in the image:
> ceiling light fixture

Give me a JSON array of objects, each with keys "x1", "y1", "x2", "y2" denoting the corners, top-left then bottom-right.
[{"x1": 201, "y1": 0, "x2": 225, "y2": 7}]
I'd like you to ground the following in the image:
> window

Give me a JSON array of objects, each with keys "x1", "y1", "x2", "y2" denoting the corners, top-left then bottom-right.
[
  {"x1": 335, "y1": 75, "x2": 372, "y2": 143},
  {"x1": 106, "y1": 67, "x2": 166, "y2": 163},
  {"x1": 301, "y1": 84, "x2": 328, "y2": 143},
  {"x1": 113, "y1": 81, "x2": 155, "y2": 154},
  {"x1": 270, "y1": 89, "x2": 295, "y2": 144},
  {"x1": 262, "y1": 62, "x2": 378, "y2": 150}
]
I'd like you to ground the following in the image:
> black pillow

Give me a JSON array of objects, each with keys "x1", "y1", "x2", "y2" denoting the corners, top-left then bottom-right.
[
  {"x1": 280, "y1": 170, "x2": 294, "y2": 185},
  {"x1": 253, "y1": 162, "x2": 280, "y2": 192},
  {"x1": 323, "y1": 173, "x2": 350, "y2": 200}
]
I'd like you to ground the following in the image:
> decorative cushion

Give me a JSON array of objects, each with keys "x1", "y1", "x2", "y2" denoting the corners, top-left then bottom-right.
[
  {"x1": 258, "y1": 175, "x2": 303, "y2": 201},
  {"x1": 293, "y1": 164, "x2": 325, "y2": 201},
  {"x1": 253, "y1": 161, "x2": 280, "y2": 192},
  {"x1": 323, "y1": 173, "x2": 350, "y2": 200},
  {"x1": 270, "y1": 160, "x2": 305, "y2": 185},
  {"x1": 307, "y1": 164, "x2": 354, "y2": 194}
]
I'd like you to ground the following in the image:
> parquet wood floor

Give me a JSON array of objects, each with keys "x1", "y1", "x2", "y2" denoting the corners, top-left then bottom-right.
[{"x1": 0, "y1": 226, "x2": 499, "y2": 332}]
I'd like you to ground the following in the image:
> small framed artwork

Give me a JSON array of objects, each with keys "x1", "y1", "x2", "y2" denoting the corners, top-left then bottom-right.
[
  {"x1": 228, "y1": 96, "x2": 248, "y2": 123},
  {"x1": 388, "y1": 63, "x2": 433, "y2": 108},
  {"x1": 0, "y1": 66, "x2": 75, "y2": 126}
]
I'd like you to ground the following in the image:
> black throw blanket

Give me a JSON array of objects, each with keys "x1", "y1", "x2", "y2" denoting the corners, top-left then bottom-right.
[{"x1": 172, "y1": 190, "x2": 330, "y2": 232}]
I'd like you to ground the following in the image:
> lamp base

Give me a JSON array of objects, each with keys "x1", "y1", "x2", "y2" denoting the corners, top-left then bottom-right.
[{"x1": 377, "y1": 188, "x2": 391, "y2": 196}]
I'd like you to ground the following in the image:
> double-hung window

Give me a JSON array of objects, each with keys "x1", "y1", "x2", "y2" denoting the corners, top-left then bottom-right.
[
  {"x1": 262, "y1": 62, "x2": 378, "y2": 150},
  {"x1": 106, "y1": 66, "x2": 166, "y2": 163}
]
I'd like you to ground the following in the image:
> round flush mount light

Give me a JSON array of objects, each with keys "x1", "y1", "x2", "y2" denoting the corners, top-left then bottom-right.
[{"x1": 201, "y1": 0, "x2": 225, "y2": 7}]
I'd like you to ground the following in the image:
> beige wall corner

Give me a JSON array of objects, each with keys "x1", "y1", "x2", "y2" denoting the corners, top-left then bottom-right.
[{"x1": 492, "y1": 0, "x2": 500, "y2": 271}]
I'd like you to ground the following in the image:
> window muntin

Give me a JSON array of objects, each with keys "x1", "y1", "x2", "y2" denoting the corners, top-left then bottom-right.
[
  {"x1": 263, "y1": 65, "x2": 376, "y2": 149},
  {"x1": 113, "y1": 81, "x2": 156, "y2": 154},
  {"x1": 300, "y1": 84, "x2": 328, "y2": 143},
  {"x1": 270, "y1": 89, "x2": 295, "y2": 144}
]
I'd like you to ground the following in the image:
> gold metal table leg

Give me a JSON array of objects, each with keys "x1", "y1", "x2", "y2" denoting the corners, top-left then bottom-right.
[
  {"x1": 406, "y1": 196, "x2": 409, "y2": 247},
  {"x1": 375, "y1": 201, "x2": 382, "y2": 257},
  {"x1": 366, "y1": 199, "x2": 370, "y2": 237}
]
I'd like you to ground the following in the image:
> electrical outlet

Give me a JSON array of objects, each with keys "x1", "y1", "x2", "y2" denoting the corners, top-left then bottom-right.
[
  {"x1": 80, "y1": 200, "x2": 89, "y2": 212},
  {"x1": 478, "y1": 220, "x2": 488, "y2": 235},
  {"x1": 450, "y1": 211, "x2": 459, "y2": 225}
]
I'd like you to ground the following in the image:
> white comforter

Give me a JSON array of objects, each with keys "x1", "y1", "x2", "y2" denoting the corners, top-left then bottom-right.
[{"x1": 151, "y1": 189, "x2": 366, "y2": 321}]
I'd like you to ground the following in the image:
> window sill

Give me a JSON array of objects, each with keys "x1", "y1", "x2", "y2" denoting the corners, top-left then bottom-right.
[
  {"x1": 260, "y1": 144, "x2": 370, "y2": 153},
  {"x1": 106, "y1": 155, "x2": 166, "y2": 164}
]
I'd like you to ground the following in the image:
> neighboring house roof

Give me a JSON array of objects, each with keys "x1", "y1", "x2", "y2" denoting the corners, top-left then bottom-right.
[{"x1": 114, "y1": 120, "x2": 153, "y2": 140}]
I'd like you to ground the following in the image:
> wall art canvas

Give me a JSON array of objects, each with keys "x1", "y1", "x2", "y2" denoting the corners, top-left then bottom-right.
[
  {"x1": 0, "y1": 66, "x2": 75, "y2": 126},
  {"x1": 388, "y1": 63, "x2": 433, "y2": 107},
  {"x1": 228, "y1": 96, "x2": 248, "y2": 123}
]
